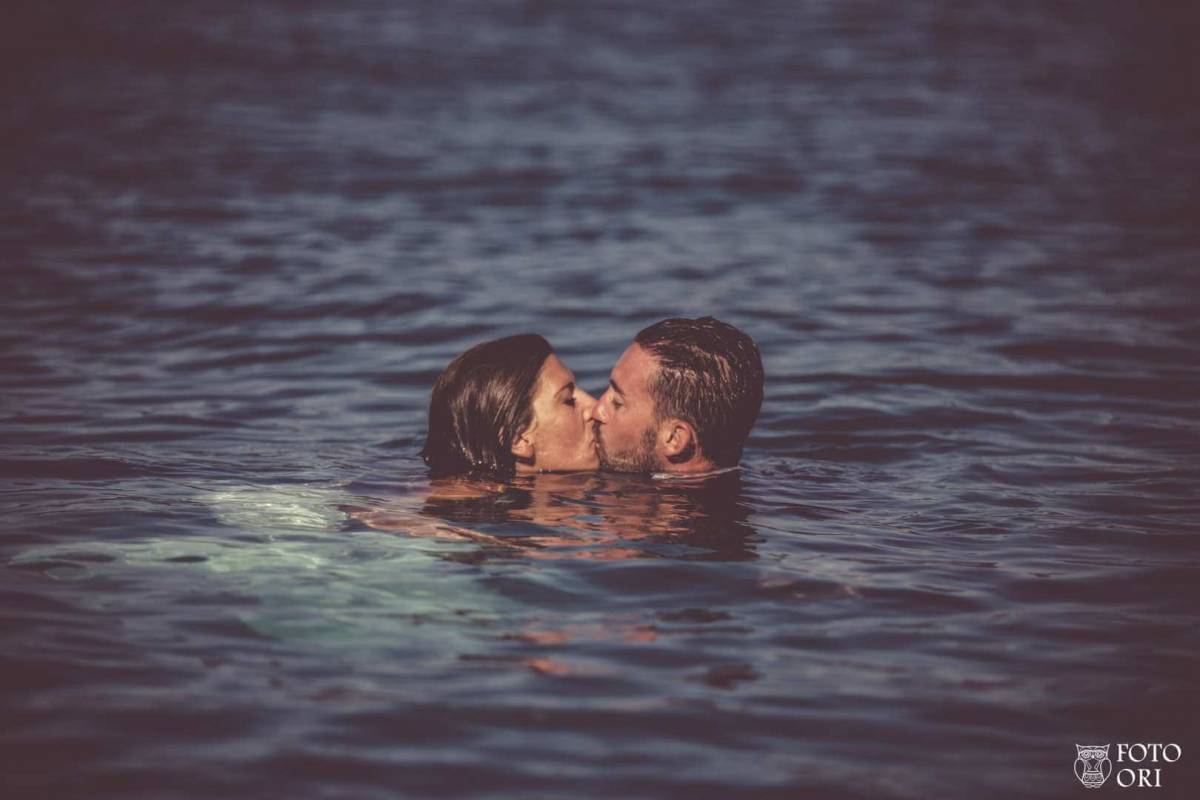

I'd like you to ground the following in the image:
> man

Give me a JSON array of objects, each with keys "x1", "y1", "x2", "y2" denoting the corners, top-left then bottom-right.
[{"x1": 592, "y1": 317, "x2": 764, "y2": 475}]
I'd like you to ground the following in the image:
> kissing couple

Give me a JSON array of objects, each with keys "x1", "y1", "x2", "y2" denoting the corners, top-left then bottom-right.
[{"x1": 422, "y1": 316, "x2": 763, "y2": 479}]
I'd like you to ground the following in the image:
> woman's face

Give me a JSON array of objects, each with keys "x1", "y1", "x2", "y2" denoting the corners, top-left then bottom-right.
[{"x1": 518, "y1": 354, "x2": 599, "y2": 472}]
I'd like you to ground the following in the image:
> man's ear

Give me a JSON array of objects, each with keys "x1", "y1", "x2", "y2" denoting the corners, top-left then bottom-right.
[{"x1": 662, "y1": 419, "x2": 697, "y2": 464}]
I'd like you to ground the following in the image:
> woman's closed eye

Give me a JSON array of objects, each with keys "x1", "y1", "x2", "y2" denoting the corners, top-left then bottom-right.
[{"x1": 558, "y1": 381, "x2": 579, "y2": 407}]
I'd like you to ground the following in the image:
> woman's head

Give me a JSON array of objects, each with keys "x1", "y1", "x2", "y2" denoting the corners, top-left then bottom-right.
[{"x1": 421, "y1": 335, "x2": 598, "y2": 477}]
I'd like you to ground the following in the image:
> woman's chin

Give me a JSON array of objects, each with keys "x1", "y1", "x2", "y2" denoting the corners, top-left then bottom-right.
[
  {"x1": 545, "y1": 454, "x2": 600, "y2": 473},
  {"x1": 576, "y1": 449, "x2": 600, "y2": 471},
  {"x1": 515, "y1": 454, "x2": 599, "y2": 474}
]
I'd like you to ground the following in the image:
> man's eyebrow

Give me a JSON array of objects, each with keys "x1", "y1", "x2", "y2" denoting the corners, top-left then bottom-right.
[{"x1": 609, "y1": 378, "x2": 625, "y2": 396}]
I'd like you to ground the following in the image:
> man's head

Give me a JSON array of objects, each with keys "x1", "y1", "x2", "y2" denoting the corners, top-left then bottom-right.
[{"x1": 593, "y1": 317, "x2": 763, "y2": 474}]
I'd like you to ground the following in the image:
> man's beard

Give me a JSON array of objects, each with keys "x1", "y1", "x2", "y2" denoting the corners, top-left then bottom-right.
[{"x1": 595, "y1": 422, "x2": 659, "y2": 473}]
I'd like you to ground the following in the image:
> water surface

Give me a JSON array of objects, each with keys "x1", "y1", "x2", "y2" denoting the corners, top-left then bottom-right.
[{"x1": 3, "y1": 2, "x2": 1199, "y2": 798}]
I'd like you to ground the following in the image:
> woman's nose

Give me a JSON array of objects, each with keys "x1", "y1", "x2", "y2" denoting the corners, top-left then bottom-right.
[
  {"x1": 578, "y1": 388, "x2": 598, "y2": 422},
  {"x1": 590, "y1": 389, "x2": 609, "y2": 423}
]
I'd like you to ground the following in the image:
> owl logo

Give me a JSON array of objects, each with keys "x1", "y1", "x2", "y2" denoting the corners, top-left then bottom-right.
[{"x1": 1075, "y1": 744, "x2": 1112, "y2": 788}]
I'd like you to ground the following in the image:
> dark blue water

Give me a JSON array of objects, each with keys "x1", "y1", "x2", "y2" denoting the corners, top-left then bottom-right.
[{"x1": 3, "y1": 2, "x2": 1199, "y2": 798}]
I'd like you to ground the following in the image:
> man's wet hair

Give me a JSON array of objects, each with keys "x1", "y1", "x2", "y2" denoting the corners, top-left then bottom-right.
[
  {"x1": 635, "y1": 316, "x2": 763, "y2": 468},
  {"x1": 421, "y1": 334, "x2": 551, "y2": 477}
]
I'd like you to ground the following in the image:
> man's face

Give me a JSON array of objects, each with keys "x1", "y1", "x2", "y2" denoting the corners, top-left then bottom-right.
[{"x1": 593, "y1": 343, "x2": 661, "y2": 472}]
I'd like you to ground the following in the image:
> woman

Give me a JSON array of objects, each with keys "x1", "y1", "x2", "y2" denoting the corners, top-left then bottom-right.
[
  {"x1": 421, "y1": 334, "x2": 598, "y2": 476},
  {"x1": 349, "y1": 334, "x2": 597, "y2": 545}
]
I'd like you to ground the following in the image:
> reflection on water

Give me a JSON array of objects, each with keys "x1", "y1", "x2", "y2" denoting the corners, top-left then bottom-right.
[
  {"x1": 9, "y1": 473, "x2": 762, "y2": 652},
  {"x1": 354, "y1": 471, "x2": 758, "y2": 562}
]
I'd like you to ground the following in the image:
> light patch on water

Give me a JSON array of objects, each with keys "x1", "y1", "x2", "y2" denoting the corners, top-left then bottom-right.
[
  {"x1": 8, "y1": 482, "x2": 509, "y2": 647},
  {"x1": 204, "y1": 483, "x2": 351, "y2": 533}
]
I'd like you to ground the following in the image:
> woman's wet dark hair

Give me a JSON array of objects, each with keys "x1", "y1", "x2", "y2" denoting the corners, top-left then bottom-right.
[{"x1": 421, "y1": 334, "x2": 553, "y2": 477}]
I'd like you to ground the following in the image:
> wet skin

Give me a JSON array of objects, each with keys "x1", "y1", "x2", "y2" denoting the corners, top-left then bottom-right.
[
  {"x1": 591, "y1": 343, "x2": 661, "y2": 472},
  {"x1": 514, "y1": 354, "x2": 599, "y2": 473}
]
